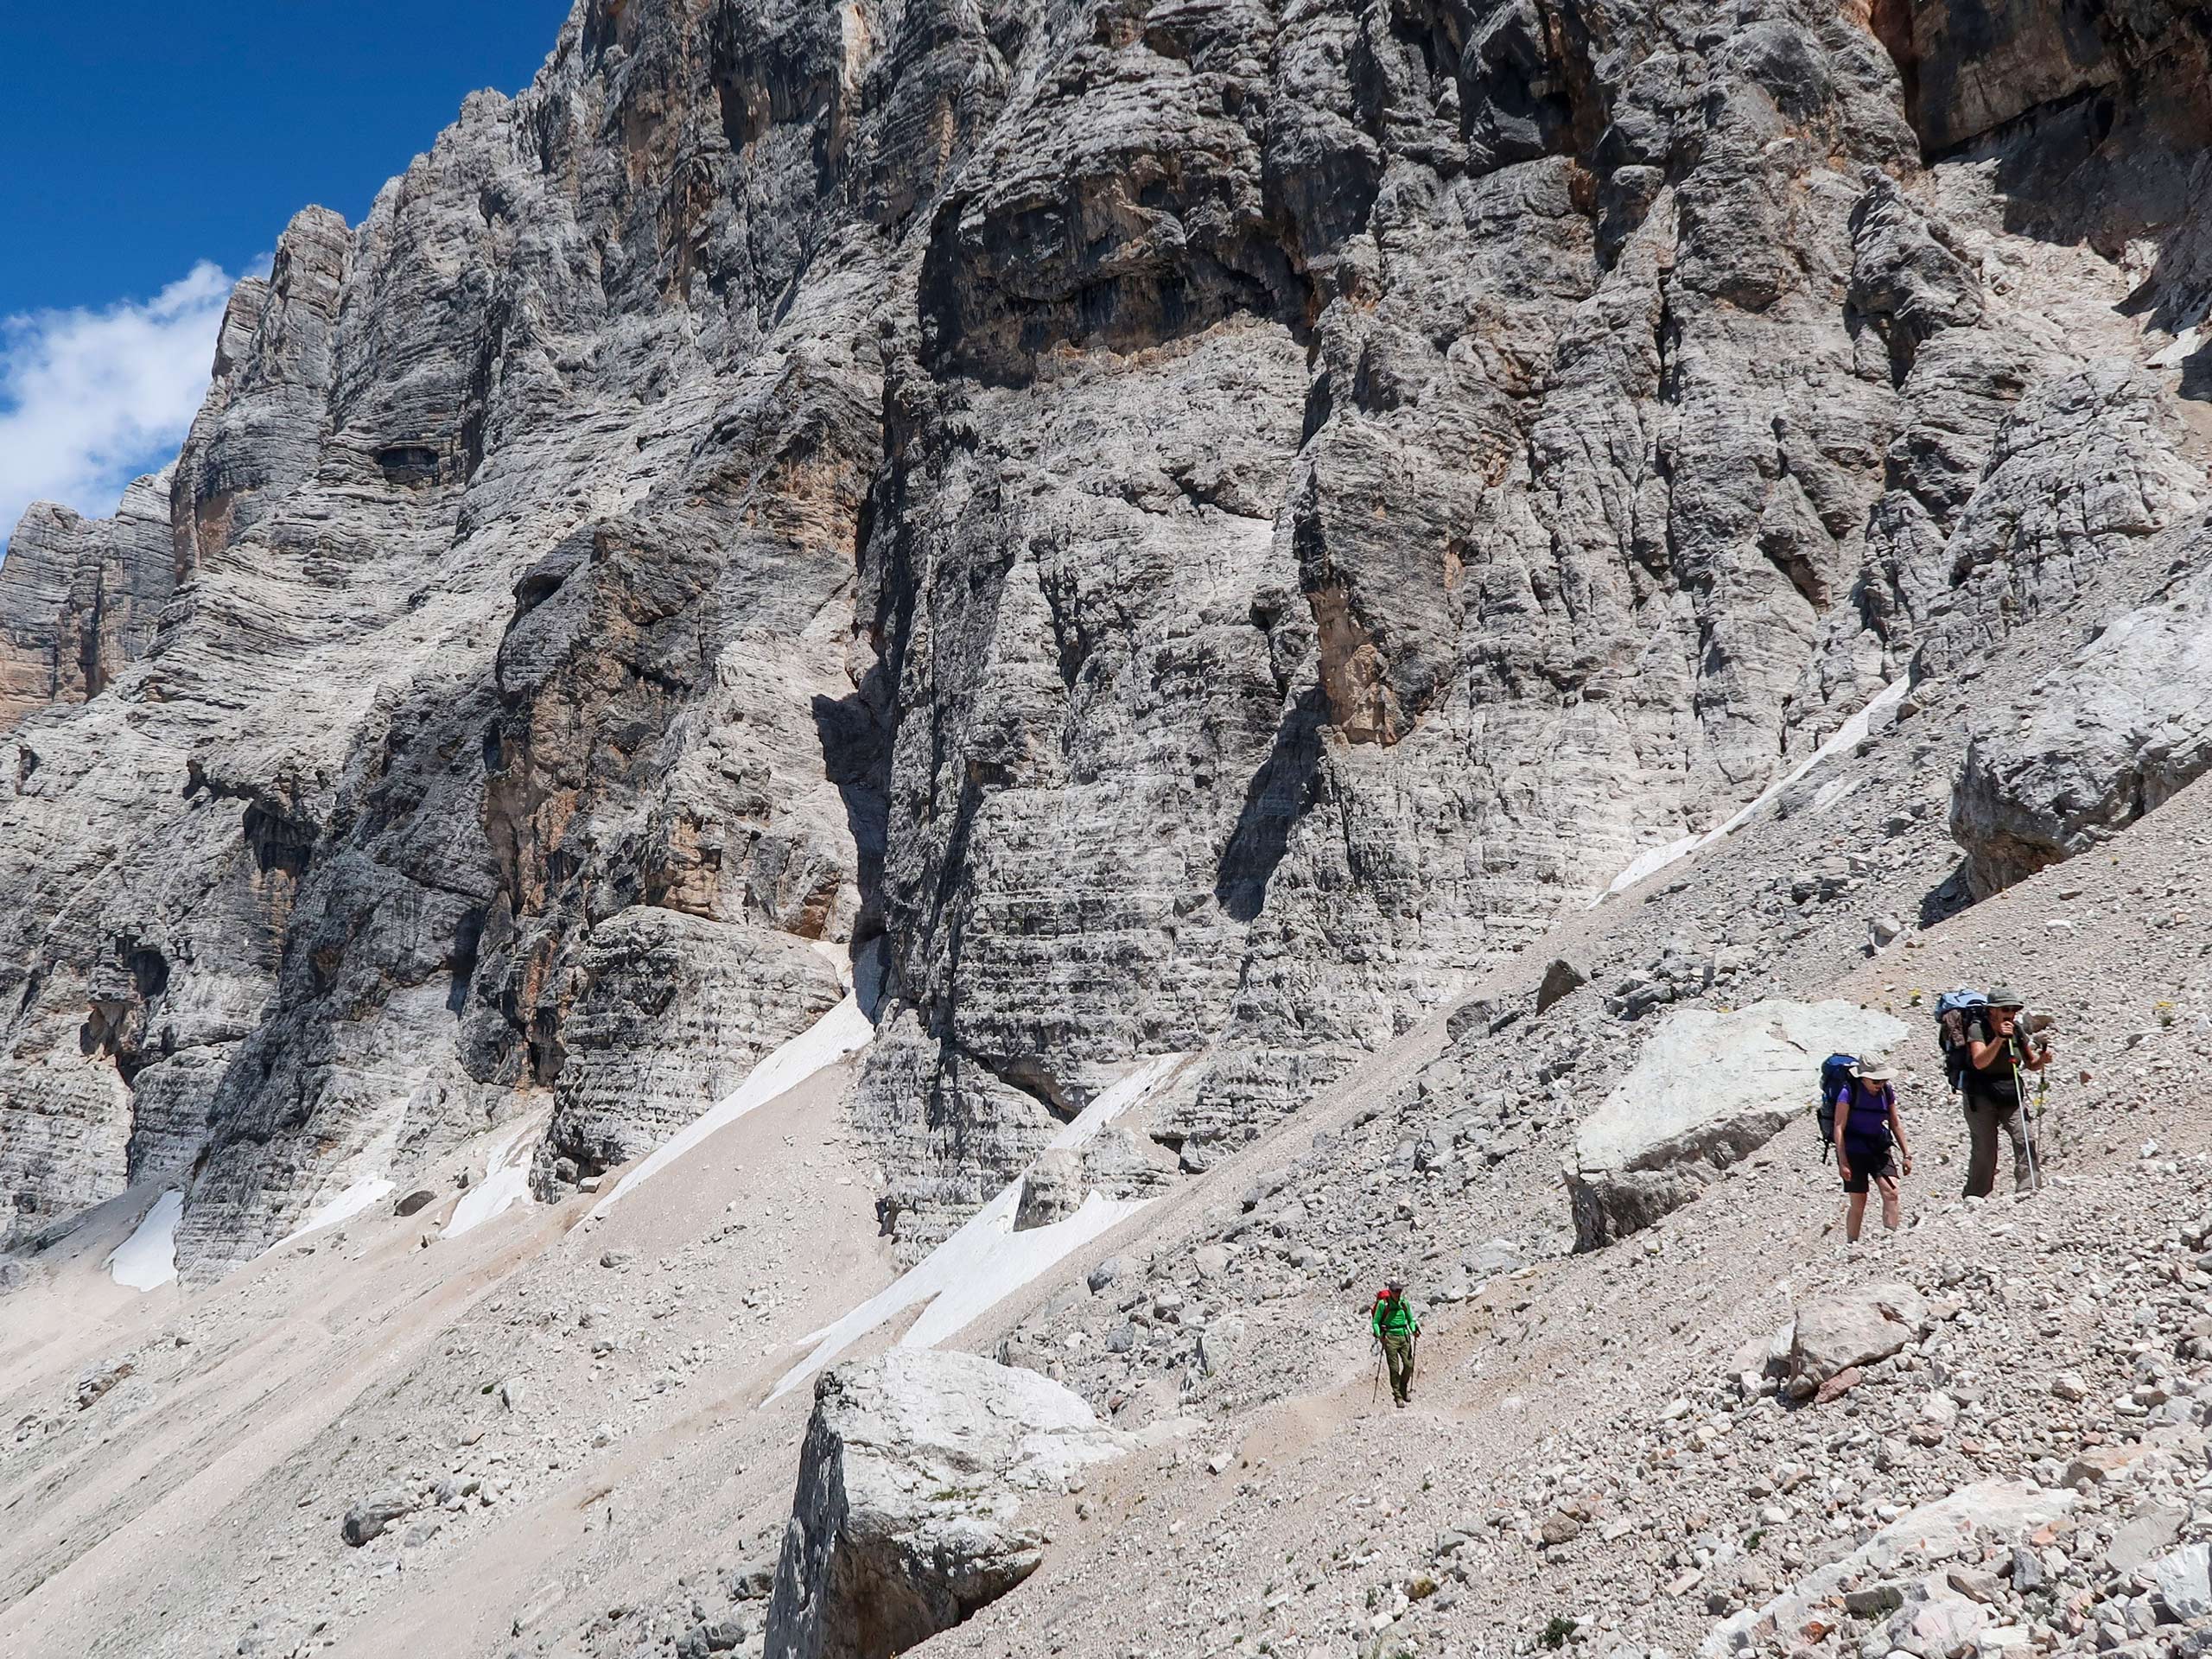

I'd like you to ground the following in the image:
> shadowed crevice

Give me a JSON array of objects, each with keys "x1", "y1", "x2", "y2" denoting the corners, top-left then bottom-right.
[{"x1": 1214, "y1": 686, "x2": 1329, "y2": 922}]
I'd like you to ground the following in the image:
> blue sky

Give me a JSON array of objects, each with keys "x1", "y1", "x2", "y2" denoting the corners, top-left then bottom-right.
[{"x1": 0, "y1": 1, "x2": 569, "y2": 547}]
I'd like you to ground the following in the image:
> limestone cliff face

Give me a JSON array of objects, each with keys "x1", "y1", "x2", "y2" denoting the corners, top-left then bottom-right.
[
  {"x1": 1, "y1": 0, "x2": 2207, "y2": 1269},
  {"x1": 0, "y1": 471, "x2": 175, "y2": 732}
]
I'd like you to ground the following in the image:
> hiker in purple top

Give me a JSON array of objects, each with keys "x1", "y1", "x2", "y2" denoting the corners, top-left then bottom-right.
[{"x1": 1833, "y1": 1057, "x2": 1912, "y2": 1243}]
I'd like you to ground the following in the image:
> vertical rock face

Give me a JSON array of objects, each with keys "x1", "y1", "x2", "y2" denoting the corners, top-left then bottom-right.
[
  {"x1": 1, "y1": 0, "x2": 2208, "y2": 1268},
  {"x1": 0, "y1": 3, "x2": 912, "y2": 1263},
  {"x1": 1870, "y1": 0, "x2": 2212, "y2": 159},
  {"x1": 0, "y1": 470, "x2": 176, "y2": 732},
  {"x1": 537, "y1": 909, "x2": 845, "y2": 1180}
]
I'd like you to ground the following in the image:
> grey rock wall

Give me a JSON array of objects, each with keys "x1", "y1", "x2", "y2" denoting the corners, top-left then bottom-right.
[
  {"x1": 0, "y1": 0, "x2": 2207, "y2": 1269},
  {"x1": 0, "y1": 469, "x2": 176, "y2": 733},
  {"x1": 1952, "y1": 539, "x2": 2212, "y2": 895}
]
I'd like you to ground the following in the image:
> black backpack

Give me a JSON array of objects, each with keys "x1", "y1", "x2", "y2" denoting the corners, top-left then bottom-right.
[
  {"x1": 1815, "y1": 1053, "x2": 1857, "y2": 1160},
  {"x1": 1935, "y1": 988, "x2": 1986, "y2": 1092}
]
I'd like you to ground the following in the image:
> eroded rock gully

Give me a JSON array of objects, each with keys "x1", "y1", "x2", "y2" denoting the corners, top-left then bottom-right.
[{"x1": 2, "y1": 0, "x2": 2209, "y2": 1272}]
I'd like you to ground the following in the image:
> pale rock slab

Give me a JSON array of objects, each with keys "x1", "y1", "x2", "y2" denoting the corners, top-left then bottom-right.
[
  {"x1": 2156, "y1": 1542, "x2": 2212, "y2": 1622},
  {"x1": 1566, "y1": 1000, "x2": 1908, "y2": 1248}
]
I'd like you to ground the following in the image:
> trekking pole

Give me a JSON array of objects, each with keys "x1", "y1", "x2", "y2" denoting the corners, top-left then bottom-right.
[
  {"x1": 1370, "y1": 1342, "x2": 1382, "y2": 1405},
  {"x1": 2009, "y1": 1034, "x2": 2044, "y2": 1193},
  {"x1": 2027, "y1": 1048, "x2": 2050, "y2": 1192}
]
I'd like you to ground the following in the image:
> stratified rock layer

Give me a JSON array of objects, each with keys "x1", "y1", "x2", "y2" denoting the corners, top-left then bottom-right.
[{"x1": 0, "y1": 470, "x2": 175, "y2": 733}]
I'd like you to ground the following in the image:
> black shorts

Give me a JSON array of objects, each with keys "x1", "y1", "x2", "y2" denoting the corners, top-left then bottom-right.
[{"x1": 1841, "y1": 1136, "x2": 1894, "y2": 1194}]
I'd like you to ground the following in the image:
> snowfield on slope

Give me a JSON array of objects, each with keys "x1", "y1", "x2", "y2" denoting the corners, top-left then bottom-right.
[
  {"x1": 593, "y1": 942, "x2": 882, "y2": 1218},
  {"x1": 267, "y1": 1179, "x2": 396, "y2": 1253},
  {"x1": 444, "y1": 1117, "x2": 544, "y2": 1239},
  {"x1": 771, "y1": 1052, "x2": 1187, "y2": 1399},
  {"x1": 107, "y1": 1188, "x2": 183, "y2": 1291}
]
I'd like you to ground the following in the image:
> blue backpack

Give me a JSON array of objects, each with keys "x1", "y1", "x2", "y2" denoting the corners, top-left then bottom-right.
[
  {"x1": 1935, "y1": 988, "x2": 1987, "y2": 1091},
  {"x1": 1815, "y1": 1053, "x2": 1858, "y2": 1160}
]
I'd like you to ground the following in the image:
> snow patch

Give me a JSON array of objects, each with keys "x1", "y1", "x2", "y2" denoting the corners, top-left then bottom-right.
[
  {"x1": 108, "y1": 1188, "x2": 183, "y2": 1292},
  {"x1": 1595, "y1": 677, "x2": 1910, "y2": 901},
  {"x1": 594, "y1": 940, "x2": 883, "y2": 1217},
  {"x1": 1601, "y1": 835, "x2": 1700, "y2": 898},
  {"x1": 1808, "y1": 774, "x2": 1861, "y2": 817},
  {"x1": 2151, "y1": 324, "x2": 2202, "y2": 371},
  {"x1": 268, "y1": 1178, "x2": 396, "y2": 1253},
  {"x1": 444, "y1": 1118, "x2": 542, "y2": 1239},
  {"x1": 770, "y1": 1052, "x2": 1186, "y2": 1401}
]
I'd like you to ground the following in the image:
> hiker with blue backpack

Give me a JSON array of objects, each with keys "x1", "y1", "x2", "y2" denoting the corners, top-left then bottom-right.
[
  {"x1": 1826, "y1": 1056, "x2": 1912, "y2": 1243},
  {"x1": 1946, "y1": 985, "x2": 2052, "y2": 1198}
]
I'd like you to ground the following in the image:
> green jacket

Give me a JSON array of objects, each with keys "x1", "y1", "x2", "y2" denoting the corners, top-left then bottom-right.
[{"x1": 1371, "y1": 1290, "x2": 1419, "y2": 1339}]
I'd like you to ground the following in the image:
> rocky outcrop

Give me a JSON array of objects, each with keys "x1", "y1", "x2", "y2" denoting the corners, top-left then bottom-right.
[
  {"x1": 1566, "y1": 1000, "x2": 1907, "y2": 1249},
  {"x1": 1951, "y1": 545, "x2": 2212, "y2": 894},
  {"x1": 1871, "y1": 0, "x2": 2212, "y2": 157},
  {"x1": 0, "y1": 3, "x2": 901, "y2": 1266},
  {"x1": 1785, "y1": 1280, "x2": 1928, "y2": 1395},
  {"x1": 533, "y1": 908, "x2": 846, "y2": 1185},
  {"x1": 2, "y1": 0, "x2": 2209, "y2": 1269},
  {"x1": 766, "y1": 1350, "x2": 1128, "y2": 1659},
  {"x1": 0, "y1": 470, "x2": 175, "y2": 733}
]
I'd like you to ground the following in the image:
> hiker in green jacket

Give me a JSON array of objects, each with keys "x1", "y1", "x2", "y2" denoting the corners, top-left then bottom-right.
[{"x1": 1371, "y1": 1278, "x2": 1420, "y2": 1408}]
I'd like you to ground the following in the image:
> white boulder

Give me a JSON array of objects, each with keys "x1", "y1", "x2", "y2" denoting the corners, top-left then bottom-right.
[
  {"x1": 765, "y1": 1349, "x2": 1129, "y2": 1659},
  {"x1": 1565, "y1": 1000, "x2": 1907, "y2": 1248},
  {"x1": 2154, "y1": 1541, "x2": 2212, "y2": 1621}
]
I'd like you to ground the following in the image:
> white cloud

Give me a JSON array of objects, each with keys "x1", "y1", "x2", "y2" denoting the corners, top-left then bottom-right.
[{"x1": 0, "y1": 263, "x2": 239, "y2": 550}]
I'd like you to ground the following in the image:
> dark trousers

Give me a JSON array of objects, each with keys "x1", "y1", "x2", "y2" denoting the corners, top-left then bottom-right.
[
  {"x1": 1381, "y1": 1331, "x2": 1414, "y2": 1402},
  {"x1": 1962, "y1": 1096, "x2": 2032, "y2": 1197}
]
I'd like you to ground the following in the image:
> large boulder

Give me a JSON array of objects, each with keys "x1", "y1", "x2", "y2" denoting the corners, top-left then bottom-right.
[
  {"x1": 1013, "y1": 1149, "x2": 1084, "y2": 1231},
  {"x1": 1950, "y1": 553, "x2": 2212, "y2": 896},
  {"x1": 766, "y1": 1350, "x2": 1129, "y2": 1659},
  {"x1": 1785, "y1": 1281, "x2": 1929, "y2": 1396},
  {"x1": 1535, "y1": 957, "x2": 1589, "y2": 1015},
  {"x1": 340, "y1": 1492, "x2": 415, "y2": 1547},
  {"x1": 1565, "y1": 1000, "x2": 1907, "y2": 1249},
  {"x1": 2155, "y1": 1541, "x2": 2212, "y2": 1621}
]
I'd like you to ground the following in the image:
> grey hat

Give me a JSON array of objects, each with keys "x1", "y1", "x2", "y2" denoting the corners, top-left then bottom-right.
[
  {"x1": 1986, "y1": 986, "x2": 2025, "y2": 1009},
  {"x1": 1385, "y1": 1277, "x2": 1406, "y2": 1293},
  {"x1": 1853, "y1": 1058, "x2": 1896, "y2": 1083}
]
